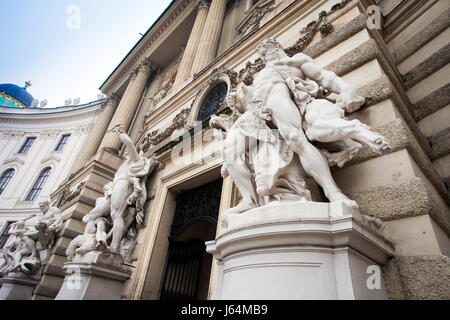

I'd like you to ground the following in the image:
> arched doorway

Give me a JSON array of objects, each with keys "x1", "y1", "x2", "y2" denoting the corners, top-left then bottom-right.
[{"x1": 159, "y1": 179, "x2": 222, "y2": 300}]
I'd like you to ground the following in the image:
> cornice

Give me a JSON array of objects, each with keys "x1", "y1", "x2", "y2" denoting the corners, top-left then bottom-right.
[
  {"x1": 0, "y1": 102, "x2": 103, "y2": 125},
  {"x1": 100, "y1": 0, "x2": 196, "y2": 95}
]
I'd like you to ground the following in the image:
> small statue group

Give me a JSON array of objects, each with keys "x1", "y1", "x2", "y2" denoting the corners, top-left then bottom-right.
[
  {"x1": 0, "y1": 200, "x2": 62, "y2": 276},
  {"x1": 211, "y1": 38, "x2": 390, "y2": 223},
  {"x1": 66, "y1": 125, "x2": 162, "y2": 263}
]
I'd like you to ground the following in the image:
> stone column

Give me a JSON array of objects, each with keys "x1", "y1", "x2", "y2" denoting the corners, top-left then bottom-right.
[
  {"x1": 190, "y1": 0, "x2": 227, "y2": 75},
  {"x1": 71, "y1": 95, "x2": 118, "y2": 172},
  {"x1": 173, "y1": 0, "x2": 210, "y2": 90},
  {"x1": 99, "y1": 59, "x2": 152, "y2": 152}
]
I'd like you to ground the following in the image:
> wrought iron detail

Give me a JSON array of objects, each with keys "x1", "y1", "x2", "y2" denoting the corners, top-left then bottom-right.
[
  {"x1": 170, "y1": 179, "x2": 223, "y2": 239},
  {"x1": 196, "y1": 83, "x2": 228, "y2": 122}
]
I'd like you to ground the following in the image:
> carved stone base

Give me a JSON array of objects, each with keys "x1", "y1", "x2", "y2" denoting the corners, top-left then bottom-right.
[
  {"x1": 206, "y1": 201, "x2": 395, "y2": 300},
  {"x1": 0, "y1": 271, "x2": 41, "y2": 300},
  {"x1": 55, "y1": 253, "x2": 131, "y2": 300}
]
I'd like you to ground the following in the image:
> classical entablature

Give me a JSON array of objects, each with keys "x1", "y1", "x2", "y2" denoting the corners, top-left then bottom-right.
[
  {"x1": 0, "y1": 102, "x2": 103, "y2": 125},
  {"x1": 100, "y1": 0, "x2": 197, "y2": 95}
]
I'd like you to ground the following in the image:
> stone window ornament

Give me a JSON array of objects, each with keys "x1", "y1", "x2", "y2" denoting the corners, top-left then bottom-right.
[{"x1": 188, "y1": 68, "x2": 237, "y2": 128}]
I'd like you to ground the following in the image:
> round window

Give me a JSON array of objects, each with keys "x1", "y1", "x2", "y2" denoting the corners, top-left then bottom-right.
[{"x1": 196, "y1": 82, "x2": 228, "y2": 121}]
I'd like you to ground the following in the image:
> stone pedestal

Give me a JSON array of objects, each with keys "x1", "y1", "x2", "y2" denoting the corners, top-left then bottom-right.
[
  {"x1": 0, "y1": 271, "x2": 41, "y2": 300},
  {"x1": 206, "y1": 201, "x2": 395, "y2": 300},
  {"x1": 55, "y1": 252, "x2": 131, "y2": 300}
]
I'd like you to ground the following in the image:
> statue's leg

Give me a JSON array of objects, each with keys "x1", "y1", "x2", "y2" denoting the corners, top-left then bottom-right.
[
  {"x1": 268, "y1": 84, "x2": 351, "y2": 202},
  {"x1": 96, "y1": 221, "x2": 108, "y2": 250},
  {"x1": 127, "y1": 178, "x2": 142, "y2": 205},
  {"x1": 85, "y1": 198, "x2": 111, "y2": 221},
  {"x1": 223, "y1": 129, "x2": 259, "y2": 214},
  {"x1": 321, "y1": 139, "x2": 363, "y2": 168},
  {"x1": 109, "y1": 181, "x2": 130, "y2": 252},
  {"x1": 306, "y1": 118, "x2": 390, "y2": 153},
  {"x1": 124, "y1": 207, "x2": 136, "y2": 233}
]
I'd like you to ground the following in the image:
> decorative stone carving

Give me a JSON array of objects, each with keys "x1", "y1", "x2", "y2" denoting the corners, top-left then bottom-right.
[
  {"x1": 169, "y1": 179, "x2": 223, "y2": 239},
  {"x1": 196, "y1": 0, "x2": 210, "y2": 11},
  {"x1": 103, "y1": 94, "x2": 119, "y2": 109},
  {"x1": 66, "y1": 182, "x2": 112, "y2": 261},
  {"x1": 66, "y1": 126, "x2": 162, "y2": 263},
  {"x1": 196, "y1": 82, "x2": 228, "y2": 121},
  {"x1": 57, "y1": 181, "x2": 86, "y2": 208},
  {"x1": 237, "y1": 58, "x2": 266, "y2": 86},
  {"x1": 210, "y1": 38, "x2": 390, "y2": 223},
  {"x1": 0, "y1": 200, "x2": 63, "y2": 277},
  {"x1": 236, "y1": 0, "x2": 279, "y2": 36},
  {"x1": 147, "y1": 68, "x2": 178, "y2": 109},
  {"x1": 140, "y1": 108, "x2": 191, "y2": 153},
  {"x1": 285, "y1": 0, "x2": 352, "y2": 56}
]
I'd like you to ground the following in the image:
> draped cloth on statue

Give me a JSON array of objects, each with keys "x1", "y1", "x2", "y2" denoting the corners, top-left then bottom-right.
[
  {"x1": 113, "y1": 156, "x2": 152, "y2": 220},
  {"x1": 231, "y1": 110, "x2": 311, "y2": 202}
]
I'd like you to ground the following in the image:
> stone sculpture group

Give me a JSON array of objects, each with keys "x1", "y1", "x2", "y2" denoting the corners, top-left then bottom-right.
[
  {"x1": 0, "y1": 200, "x2": 62, "y2": 277},
  {"x1": 66, "y1": 125, "x2": 161, "y2": 263},
  {"x1": 1, "y1": 38, "x2": 390, "y2": 281},
  {"x1": 211, "y1": 38, "x2": 390, "y2": 221}
]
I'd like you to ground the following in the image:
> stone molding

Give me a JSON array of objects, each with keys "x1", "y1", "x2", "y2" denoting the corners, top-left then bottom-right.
[
  {"x1": 101, "y1": 0, "x2": 195, "y2": 95},
  {"x1": 196, "y1": 0, "x2": 210, "y2": 11},
  {"x1": 236, "y1": 0, "x2": 279, "y2": 36}
]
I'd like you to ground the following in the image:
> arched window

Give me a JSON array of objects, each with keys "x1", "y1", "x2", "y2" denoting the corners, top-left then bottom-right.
[
  {"x1": 0, "y1": 169, "x2": 15, "y2": 196},
  {"x1": 25, "y1": 167, "x2": 52, "y2": 201},
  {"x1": 196, "y1": 82, "x2": 228, "y2": 122}
]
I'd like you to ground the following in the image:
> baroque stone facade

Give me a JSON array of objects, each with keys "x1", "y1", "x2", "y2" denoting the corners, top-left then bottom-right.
[{"x1": 3, "y1": 0, "x2": 449, "y2": 300}]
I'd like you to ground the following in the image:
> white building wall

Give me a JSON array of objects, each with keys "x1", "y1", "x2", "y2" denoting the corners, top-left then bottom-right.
[{"x1": 0, "y1": 100, "x2": 103, "y2": 229}]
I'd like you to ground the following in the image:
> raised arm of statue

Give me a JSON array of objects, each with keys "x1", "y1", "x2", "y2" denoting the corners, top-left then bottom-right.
[
  {"x1": 294, "y1": 53, "x2": 365, "y2": 113},
  {"x1": 110, "y1": 124, "x2": 140, "y2": 162}
]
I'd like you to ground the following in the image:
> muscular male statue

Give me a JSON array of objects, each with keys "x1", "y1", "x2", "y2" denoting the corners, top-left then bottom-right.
[
  {"x1": 108, "y1": 125, "x2": 159, "y2": 252},
  {"x1": 225, "y1": 38, "x2": 369, "y2": 213}
]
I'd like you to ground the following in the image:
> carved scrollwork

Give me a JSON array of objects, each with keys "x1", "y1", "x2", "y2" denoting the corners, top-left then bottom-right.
[
  {"x1": 57, "y1": 181, "x2": 86, "y2": 208},
  {"x1": 236, "y1": 0, "x2": 279, "y2": 36},
  {"x1": 140, "y1": 108, "x2": 191, "y2": 153},
  {"x1": 237, "y1": 58, "x2": 266, "y2": 86},
  {"x1": 285, "y1": 0, "x2": 351, "y2": 56}
]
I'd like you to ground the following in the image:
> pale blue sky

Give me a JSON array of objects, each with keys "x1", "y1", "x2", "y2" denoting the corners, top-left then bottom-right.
[{"x1": 0, "y1": 0, "x2": 173, "y2": 107}]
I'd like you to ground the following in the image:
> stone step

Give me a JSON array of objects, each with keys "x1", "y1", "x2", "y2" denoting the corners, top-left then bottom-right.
[
  {"x1": 427, "y1": 128, "x2": 450, "y2": 160},
  {"x1": 403, "y1": 43, "x2": 450, "y2": 88},
  {"x1": 32, "y1": 274, "x2": 64, "y2": 299},
  {"x1": 348, "y1": 177, "x2": 449, "y2": 234},
  {"x1": 392, "y1": 7, "x2": 450, "y2": 64},
  {"x1": 413, "y1": 83, "x2": 450, "y2": 121}
]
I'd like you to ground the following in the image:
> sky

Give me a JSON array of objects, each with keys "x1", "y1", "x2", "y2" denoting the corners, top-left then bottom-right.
[{"x1": 0, "y1": 0, "x2": 173, "y2": 108}]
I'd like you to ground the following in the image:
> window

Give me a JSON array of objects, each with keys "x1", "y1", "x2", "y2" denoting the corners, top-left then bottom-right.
[
  {"x1": 0, "y1": 221, "x2": 13, "y2": 249},
  {"x1": 25, "y1": 167, "x2": 52, "y2": 201},
  {"x1": 196, "y1": 82, "x2": 228, "y2": 122},
  {"x1": 55, "y1": 134, "x2": 71, "y2": 151},
  {"x1": 18, "y1": 137, "x2": 36, "y2": 154},
  {"x1": 0, "y1": 168, "x2": 15, "y2": 196}
]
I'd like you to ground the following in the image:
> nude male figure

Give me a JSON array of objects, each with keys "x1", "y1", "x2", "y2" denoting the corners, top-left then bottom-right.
[
  {"x1": 107, "y1": 125, "x2": 158, "y2": 252},
  {"x1": 225, "y1": 38, "x2": 366, "y2": 213}
]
